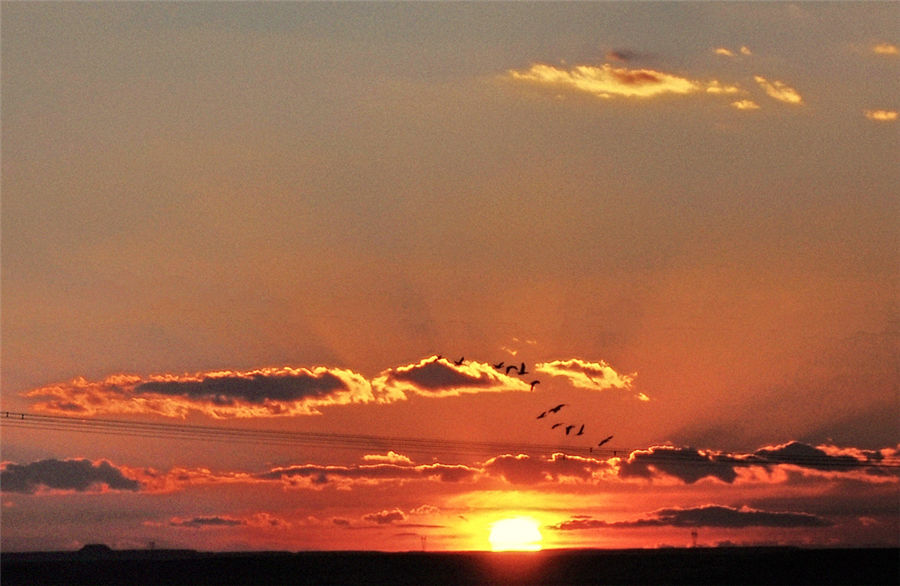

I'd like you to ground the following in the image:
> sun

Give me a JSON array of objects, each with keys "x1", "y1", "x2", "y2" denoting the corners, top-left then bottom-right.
[{"x1": 488, "y1": 517, "x2": 543, "y2": 552}]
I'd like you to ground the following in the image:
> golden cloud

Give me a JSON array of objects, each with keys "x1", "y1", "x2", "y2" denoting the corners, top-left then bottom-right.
[
  {"x1": 22, "y1": 367, "x2": 377, "y2": 419},
  {"x1": 864, "y1": 109, "x2": 898, "y2": 122},
  {"x1": 872, "y1": 42, "x2": 898, "y2": 55},
  {"x1": 753, "y1": 75, "x2": 803, "y2": 105},
  {"x1": 731, "y1": 99, "x2": 761, "y2": 110},
  {"x1": 535, "y1": 358, "x2": 637, "y2": 394},
  {"x1": 508, "y1": 63, "x2": 699, "y2": 99}
]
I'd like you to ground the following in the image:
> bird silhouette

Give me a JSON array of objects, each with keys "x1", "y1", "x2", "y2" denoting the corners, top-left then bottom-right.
[
  {"x1": 506, "y1": 364, "x2": 519, "y2": 375},
  {"x1": 548, "y1": 403, "x2": 567, "y2": 414},
  {"x1": 454, "y1": 356, "x2": 465, "y2": 366},
  {"x1": 565, "y1": 425, "x2": 576, "y2": 435},
  {"x1": 529, "y1": 380, "x2": 540, "y2": 391},
  {"x1": 575, "y1": 424, "x2": 585, "y2": 436},
  {"x1": 536, "y1": 411, "x2": 547, "y2": 419},
  {"x1": 597, "y1": 435, "x2": 614, "y2": 447},
  {"x1": 518, "y1": 362, "x2": 528, "y2": 375},
  {"x1": 551, "y1": 423, "x2": 563, "y2": 429},
  {"x1": 493, "y1": 361, "x2": 505, "y2": 370}
]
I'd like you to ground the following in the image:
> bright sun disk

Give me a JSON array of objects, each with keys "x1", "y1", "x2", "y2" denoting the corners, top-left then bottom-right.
[{"x1": 488, "y1": 517, "x2": 543, "y2": 552}]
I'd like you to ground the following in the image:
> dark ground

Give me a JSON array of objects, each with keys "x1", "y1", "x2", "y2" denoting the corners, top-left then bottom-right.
[{"x1": 2, "y1": 547, "x2": 898, "y2": 585}]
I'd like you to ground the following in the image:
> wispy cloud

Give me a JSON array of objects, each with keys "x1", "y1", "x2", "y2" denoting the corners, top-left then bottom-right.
[
  {"x1": 552, "y1": 504, "x2": 831, "y2": 530},
  {"x1": 731, "y1": 99, "x2": 761, "y2": 110},
  {"x1": 363, "y1": 451, "x2": 414, "y2": 465},
  {"x1": 0, "y1": 458, "x2": 141, "y2": 494},
  {"x1": 255, "y1": 461, "x2": 479, "y2": 489},
  {"x1": 753, "y1": 75, "x2": 803, "y2": 105},
  {"x1": 872, "y1": 42, "x2": 898, "y2": 55},
  {"x1": 507, "y1": 63, "x2": 699, "y2": 99},
  {"x1": 714, "y1": 46, "x2": 752, "y2": 58},
  {"x1": 863, "y1": 109, "x2": 898, "y2": 122},
  {"x1": 535, "y1": 359, "x2": 638, "y2": 395}
]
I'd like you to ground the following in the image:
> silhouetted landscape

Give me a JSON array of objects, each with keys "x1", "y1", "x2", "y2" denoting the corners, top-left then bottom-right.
[{"x1": 3, "y1": 545, "x2": 897, "y2": 585}]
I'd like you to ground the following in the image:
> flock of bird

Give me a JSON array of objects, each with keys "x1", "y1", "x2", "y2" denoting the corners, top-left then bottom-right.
[{"x1": 445, "y1": 355, "x2": 614, "y2": 453}]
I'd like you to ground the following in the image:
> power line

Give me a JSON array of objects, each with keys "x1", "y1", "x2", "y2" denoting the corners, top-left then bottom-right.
[{"x1": 2, "y1": 411, "x2": 898, "y2": 469}]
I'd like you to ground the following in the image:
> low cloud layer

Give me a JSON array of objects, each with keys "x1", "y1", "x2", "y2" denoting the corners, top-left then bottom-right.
[
  {"x1": 552, "y1": 504, "x2": 831, "y2": 530},
  {"x1": 618, "y1": 442, "x2": 899, "y2": 484},
  {"x1": 0, "y1": 458, "x2": 141, "y2": 494}
]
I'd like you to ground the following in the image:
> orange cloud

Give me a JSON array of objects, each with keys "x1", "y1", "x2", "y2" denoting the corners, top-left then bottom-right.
[
  {"x1": 22, "y1": 367, "x2": 377, "y2": 418},
  {"x1": 705, "y1": 81, "x2": 742, "y2": 95},
  {"x1": 731, "y1": 99, "x2": 761, "y2": 110},
  {"x1": 372, "y1": 357, "x2": 528, "y2": 399},
  {"x1": 872, "y1": 42, "x2": 898, "y2": 55},
  {"x1": 753, "y1": 75, "x2": 803, "y2": 104},
  {"x1": 714, "y1": 46, "x2": 752, "y2": 58},
  {"x1": 508, "y1": 63, "x2": 699, "y2": 99},
  {"x1": 363, "y1": 451, "x2": 414, "y2": 465},
  {"x1": 535, "y1": 358, "x2": 637, "y2": 395},
  {"x1": 864, "y1": 109, "x2": 898, "y2": 122},
  {"x1": 21, "y1": 355, "x2": 644, "y2": 418}
]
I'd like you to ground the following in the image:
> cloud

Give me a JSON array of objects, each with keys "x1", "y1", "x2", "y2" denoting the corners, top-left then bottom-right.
[
  {"x1": 163, "y1": 512, "x2": 289, "y2": 529},
  {"x1": 362, "y1": 451, "x2": 413, "y2": 465},
  {"x1": 752, "y1": 442, "x2": 896, "y2": 475},
  {"x1": 753, "y1": 76, "x2": 803, "y2": 104},
  {"x1": 617, "y1": 446, "x2": 743, "y2": 484},
  {"x1": 23, "y1": 367, "x2": 377, "y2": 418},
  {"x1": 507, "y1": 63, "x2": 700, "y2": 99},
  {"x1": 714, "y1": 46, "x2": 751, "y2": 58},
  {"x1": 363, "y1": 508, "x2": 406, "y2": 525},
  {"x1": 705, "y1": 81, "x2": 742, "y2": 95},
  {"x1": 25, "y1": 356, "x2": 563, "y2": 417},
  {"x1": 552, "y1": 505, "x2": 832, "y2": 530},
  {"x1": 1, "y1": 458, "x2": 141, "y2": 494},
  {"x1": 872, "y1": 42, "x2": 898, "y2": 55},
  {"x1": 170, "y1": 516, "x2": 244, "y2": 528},
  {"x1": 255, "y1": 461, "x2": 479, "y2": 488},
  {"x1": 615, "y1": 442, "x2": 899, "y2": 485},
  {"x1": 372, "y1": 357, "x2": 526, "y2": 398},
  {"x1": 731, "y1": 100, "x2": 761, "y2": 110},
  {"x1": 535, "y1": 359, "x2": 637, "y2": 395},
  {"x1": 482, "y1": 453, "x2": 606, "y2": 485},
  {"x1": 864, "y1": 109, "x2": 898, "y2": 122}
]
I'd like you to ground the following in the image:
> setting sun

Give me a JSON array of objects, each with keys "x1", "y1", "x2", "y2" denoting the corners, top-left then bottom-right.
[{"x1": 488, "y1": 517, "x2": 543, "y2": 552}]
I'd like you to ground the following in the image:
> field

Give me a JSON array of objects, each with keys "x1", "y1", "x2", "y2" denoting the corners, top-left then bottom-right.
[{"x1": 3, "y1": 547, "x2": 897, "y2": 585}]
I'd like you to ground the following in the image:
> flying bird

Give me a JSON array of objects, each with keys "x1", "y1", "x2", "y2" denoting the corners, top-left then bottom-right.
[
  {"x1": 536, "y1": 411, "x2": 547, "y2": 419},
  {"x1": 565, "y1": 425, "x2": 576, "y2": 435},
  {"x1": 518, "y1": 362, "x2": 528, "y2": 375},
  {"x1": 551, "y1": 423, "x2": 563, "y2": 429},
  {"x1": 548, "y1": 403, "x2": 567, "y2": 414},
  {"x1": 597, "y1": 435, "x2": 614, "y2": 447},
  {"x1": 493, "y1": 361, "x2": 505, "y2": 370},
  {"x1": 529, "y1": 380, "x2": 540, "y2": 391},
  {"x1": 454, "y1": 356, "x2": 465, "y2": 365},
  {"x1": 575, "y1": 424, "x2": 585, "y2": 436},
  {"x1": 506, "y1": 364, "x2": 519, "y2": 375}
]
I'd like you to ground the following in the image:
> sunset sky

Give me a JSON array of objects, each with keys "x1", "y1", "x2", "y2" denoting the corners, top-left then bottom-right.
[{"x1": 2, "y1": 2, "x2": 897, "y2": 552}]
